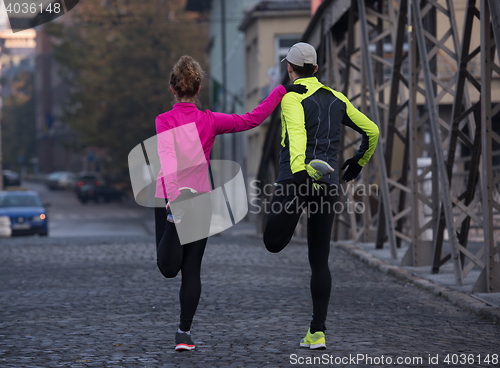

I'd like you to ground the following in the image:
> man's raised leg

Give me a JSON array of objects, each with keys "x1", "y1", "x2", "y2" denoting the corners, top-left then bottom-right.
[{"x1": 263, "y1": 180, "x2": 305, "y2": 253}]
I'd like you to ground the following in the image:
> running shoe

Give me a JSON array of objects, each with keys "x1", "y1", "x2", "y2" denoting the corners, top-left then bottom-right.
[
  {"x1": 175, "y1": 332, "x2": 195, "y2": 351},
  {"x1": 306, "y1": 159, "x2": 335, "y2": 181},
  {"x1": 300, "y1": 329, "x2": 326, "y2": 350}
]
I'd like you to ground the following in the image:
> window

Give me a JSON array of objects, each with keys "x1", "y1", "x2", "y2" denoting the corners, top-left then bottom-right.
[
  {"x1": 0, "y1": 194, "x2": 42, "y2": 208},
  {"x1": 275, "y1": 34, "x2": 301, "y2": 78}
]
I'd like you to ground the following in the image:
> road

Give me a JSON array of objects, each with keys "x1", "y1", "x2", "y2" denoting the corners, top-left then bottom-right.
[
  {"x1": 23, "y1": 181, "x2": 154, "y2": 238},
  {"x1": 0, "y1": 233, "x2": 498, "y2": 368},
  {"x1": 1, "y1": 181, "x2": 498, "y2": 367}
]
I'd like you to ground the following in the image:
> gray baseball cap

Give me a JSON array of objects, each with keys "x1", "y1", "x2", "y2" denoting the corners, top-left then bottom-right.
[{"x1": 281, "y1": 42, "x2": 317, "y2": 67}]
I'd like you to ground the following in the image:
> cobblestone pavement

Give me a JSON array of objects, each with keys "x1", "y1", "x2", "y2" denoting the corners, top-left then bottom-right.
[{"x1": 0, "y1": 234, "x2": 498, "y2": 368}]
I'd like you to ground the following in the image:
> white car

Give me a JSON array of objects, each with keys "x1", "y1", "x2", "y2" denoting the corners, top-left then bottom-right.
[{"x1": 46, "y1": 171, "x2": 78, "y2": 190}]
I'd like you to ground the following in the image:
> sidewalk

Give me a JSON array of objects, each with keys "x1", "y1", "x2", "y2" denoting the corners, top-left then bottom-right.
[
  {"x1": 336, "y1": 241, "x2": 500, "y2": 324},
  {"x1": 0, "y1": 231, "x2": 498, "y2": 368}
]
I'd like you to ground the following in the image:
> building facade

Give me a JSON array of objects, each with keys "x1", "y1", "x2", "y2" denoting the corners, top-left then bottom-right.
[
  {"x1": 208, "y1": 0, "x2": 262, "y2": 181},
  {"x1": 238, "y1": 1, "x2": 310, "y2": 187}
]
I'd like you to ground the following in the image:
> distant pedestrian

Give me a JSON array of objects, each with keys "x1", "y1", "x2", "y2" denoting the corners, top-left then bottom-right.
[
  {"x1": 154, "y1": 55, "x2": 307, "y2": 351},
  {"x1": 263, "y1": 42, "x2": 379, "y2": 349}
]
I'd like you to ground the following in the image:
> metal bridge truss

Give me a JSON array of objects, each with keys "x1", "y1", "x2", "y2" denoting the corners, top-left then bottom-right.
[{"x1": 256, "y1": 0, "x2": 500, "y2": 292}]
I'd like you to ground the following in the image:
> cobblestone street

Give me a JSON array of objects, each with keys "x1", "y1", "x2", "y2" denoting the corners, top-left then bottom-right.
[{"x1": 0, "y1": 234, "x2": 498, "y2": 367}]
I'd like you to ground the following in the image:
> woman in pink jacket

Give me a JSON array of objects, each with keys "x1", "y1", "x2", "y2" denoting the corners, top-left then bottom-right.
[{"x1": 155, "y1": 55, "x2": 306, "y2": 351}]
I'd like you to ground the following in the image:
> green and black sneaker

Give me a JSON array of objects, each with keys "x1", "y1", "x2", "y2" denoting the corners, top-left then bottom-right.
[{"x1": 306, "y1": 159, "x2": 335, "y2": 181}]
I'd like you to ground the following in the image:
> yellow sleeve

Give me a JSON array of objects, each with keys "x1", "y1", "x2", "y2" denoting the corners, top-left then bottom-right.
[
  {"x1": 281, "y1": 92, "x2": 307, "y2": 173},
  {"x1": 335, "y1": 92, "x2": 379, "y2": 167}
]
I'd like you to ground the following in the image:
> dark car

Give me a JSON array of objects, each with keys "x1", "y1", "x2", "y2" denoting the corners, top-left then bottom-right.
[
  {"x1": 0, "y1": 190, "x2": 49, "y2": 236},
  {"x1": 2, "y1": 170, "x2": 21, "y2": 187},
  {"x1": 46, "y1": 171, "x2": 78, "y2": 190},
  {"x1": 77, "y1": 184, "x2": 125, "y2": 204},
  {"x1": 76, "y1": 172, "x2": 103, "y2": 190}
]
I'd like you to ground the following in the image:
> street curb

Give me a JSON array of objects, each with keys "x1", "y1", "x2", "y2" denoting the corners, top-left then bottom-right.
[{"x1": 334, "y1": 241, "x2": 500, "y2": 324}]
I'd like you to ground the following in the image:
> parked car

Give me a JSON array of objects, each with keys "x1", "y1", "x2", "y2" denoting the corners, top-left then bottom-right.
[
  {"x1": 77, "y1": 184, "x2": 125, "y2": 204},
  {"x1": 0, "y1": 190, "x2": 48, "y2": 236},
  {"x1": 46, "y1": 171, "x2": 78, "y2": 190},
  {"x1": 2, "y1": 170, "x2": 21, "y2": 187},
  {"x1": 76, "y1": 172, "x2": 103, "y2": 189}
]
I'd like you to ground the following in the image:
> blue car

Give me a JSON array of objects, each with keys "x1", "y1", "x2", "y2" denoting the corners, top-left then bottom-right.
[{"x1": 0, "y1": 191, "x2": 49, "y2": 236}]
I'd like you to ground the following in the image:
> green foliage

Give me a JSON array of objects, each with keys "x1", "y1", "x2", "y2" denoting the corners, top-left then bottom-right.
[{"x1": 45, "y1": 0, "x2": 209, "y2": 180}]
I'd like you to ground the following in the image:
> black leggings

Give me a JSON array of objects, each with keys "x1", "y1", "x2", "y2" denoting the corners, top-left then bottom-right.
[
  {"x1": 155, "y1": 196, "x2": 211, "y2": 332},
  {"x1": 263, "y1": 180, "x2": 338, "y2": 333}
]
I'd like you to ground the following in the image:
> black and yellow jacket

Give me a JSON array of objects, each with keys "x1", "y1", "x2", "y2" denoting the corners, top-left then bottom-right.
[{"x1": 277, "y1": 77, "x2": 379, "y2": 185}]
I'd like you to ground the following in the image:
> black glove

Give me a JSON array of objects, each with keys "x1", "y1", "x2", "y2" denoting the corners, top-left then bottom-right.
[
  {"x1": 341, "y1": 158, "x2": 363, "y2": 182},
  {"x1": 283, "y1": 84, "x2": 307, "y2": 94},
  {"x1": 293, "y1": 170, "x2": 311, "y2": 195}
]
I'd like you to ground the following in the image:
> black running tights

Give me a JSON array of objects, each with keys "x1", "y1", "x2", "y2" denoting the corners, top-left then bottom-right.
[
  {"x1": 155, "y1": 205, "x2": 207, "y2": 332},
  {"x1": 263, "y1": 180, "x2": 337, "y2": 333}
]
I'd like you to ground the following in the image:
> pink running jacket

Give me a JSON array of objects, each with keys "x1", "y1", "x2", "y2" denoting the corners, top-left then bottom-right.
[{"x1": 156, "y1": 85, "x2": 287, "y2": 200}]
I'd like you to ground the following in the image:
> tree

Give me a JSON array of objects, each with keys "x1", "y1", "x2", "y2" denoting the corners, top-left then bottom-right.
[{"x1": 45, "y1": 0, "x2": 210, "y2": 182}]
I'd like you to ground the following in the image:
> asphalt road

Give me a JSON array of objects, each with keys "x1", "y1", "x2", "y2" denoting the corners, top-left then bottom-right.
[{"x1": 21, "y1": 181, "x2": 154, "y2": 238}]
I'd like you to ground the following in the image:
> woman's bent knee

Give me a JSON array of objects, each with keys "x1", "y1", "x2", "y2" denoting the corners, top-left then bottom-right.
[
  {"x1": 157, "y1": 261, "x2": 179, "y2": 278},
  {"x1": 263, "y1": 233, "x2": 285, "y2": 253}
]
